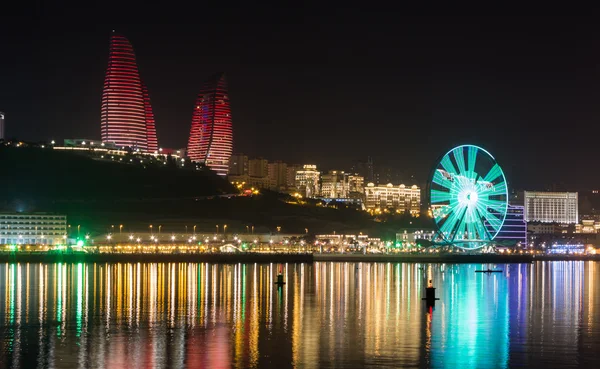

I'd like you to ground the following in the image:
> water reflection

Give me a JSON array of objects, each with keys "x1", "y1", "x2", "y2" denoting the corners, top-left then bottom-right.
[{"x1": 0, "y1": 262, "x2": 599, "y2": 368}]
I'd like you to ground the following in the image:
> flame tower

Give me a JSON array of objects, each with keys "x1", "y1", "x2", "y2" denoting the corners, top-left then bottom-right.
[
  {"x1": 187, "y1": 73, "x2": 233, "y2": 176},
  {"x1": 101, "y1": 32, "x2": 158, "y2": 152}
]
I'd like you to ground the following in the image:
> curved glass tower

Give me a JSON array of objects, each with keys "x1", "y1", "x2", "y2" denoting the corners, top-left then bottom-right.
[
  {"x1": 187, "y1": 73, "x2": 233, "y2": 176},
  {"x1": 101, "y1": 32, "x2": 158, "y2": 152}
]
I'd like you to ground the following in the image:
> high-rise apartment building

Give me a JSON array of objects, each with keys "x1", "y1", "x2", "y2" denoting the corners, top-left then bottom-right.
[
  {"x1": 268, "y1": 161, "x2": 288, "y2": 191},
  {"x1": 101, "y1": 32, "x2": 158, "y2": 152},
  {"x1": 187, "y1": 73, "x2": 233, "y2": 176},
  {"x1": 365, "y1": 183, "x2": 420, "y2": 214},
  {"x1": 295, "y1": 165, "x2": 321, "y2": 198},
  {"x1": 249, "y1": 158, "x2": 269, "y2": 178},
  {"x1": 524, "y1": 191, "x2": 578, "y2": 224},
  {"x1": 229, "y1": 154, "x2": 248, "y2": 176},
  {"x1": 0, "y1": 111, "x2": 4, "y2": 140}
]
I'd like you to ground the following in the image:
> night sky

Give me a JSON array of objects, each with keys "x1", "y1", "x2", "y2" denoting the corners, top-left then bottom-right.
[{"x1": 1, "y1": 15, "x2": 599, "y2": 190}]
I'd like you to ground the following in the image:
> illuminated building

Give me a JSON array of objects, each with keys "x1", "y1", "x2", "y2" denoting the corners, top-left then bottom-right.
[
  {"x1": 268, "y1": 161, "x2": 288, "y2": 191},
  {"x1": 142, "y1": 83, "x2": 158, "y2": 153},
  {"x1": 101, "y1": 32, "x2": 158, "y2": 152},
  {"x1": 524, "y1": 191, "x2": 578, "y2": 224},
  {"x1": 0, "y1": 111, "x2": 4, "y2": 140},
  {"x1": 348, "y1": 174, "x2": 365, "y2": 197},
  {"x1": 0, "y1": 213, "x2": 67, "y2": 245},
  {"x1": 396, "y1": 228, "x2": 435, "y2": 245},
  {"x1": 229, "y1": 153, "x2": 248, "y2": 176},
  {"x1": 485, "y1": 205, "x2": 527, "y2": 246},
  {"x1": 575, "y1": 219, "x2": 600, "y2": 233},
  {"x1": 295, "y1": 165, "x2": 321, "y2": 198},
  {"x1": 365, "y1": 183, "x2": 420, "y2": 214},
  {"x1": 321, "y1": 170, "x2": 349, "y2": 198},
  {"x1": 187, "y1": 72, "x2": 233, "y2": 176}
]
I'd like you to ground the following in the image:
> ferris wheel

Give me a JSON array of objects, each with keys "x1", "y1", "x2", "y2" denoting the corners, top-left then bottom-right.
[{"x1": 429, "y1": 145, "x2": 508, "y2": 248}]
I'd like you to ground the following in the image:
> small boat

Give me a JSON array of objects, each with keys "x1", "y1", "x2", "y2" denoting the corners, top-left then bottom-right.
[{"x1": 475, "y1": 269, "x2": 502, "y2": 273}]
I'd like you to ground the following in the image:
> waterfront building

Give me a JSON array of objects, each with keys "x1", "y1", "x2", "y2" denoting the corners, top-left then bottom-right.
[
  {"x1": 396, "y1": 228, "x2": 435, "y2": 245},
  {"x1": 485, "y1": 205, "x2": 527, "y2": 246},
  {"x1": 364, "y1": 183, "x2": 420, "y2": 214},
  {"x1": 0, "y1": 111, "x2": 4, "y2": 140},
  {"x1": 268, "y1": 161, "x2": 288, "y2": 191},
  {"x1": 321, "y1": 170, "x2": 348, "y2": 198},
  {"x1": 524, "y1": 191, "x2": 578, "y2": 224},
  {"x1": 0, "y1": 213, "x2": 67, "y2": 245},
  {"x1": 187, "y1": 72, "x2": 233, "y2": 176},
  {"x1": 101, "y1": 32, "x2": 158, "y2": 152},
  {"x1": 229, "y1": 153, "x2": 248, "y2": 176},
  {"x1": 295, "y1": 165, "x2": 321, "y2": 198}
]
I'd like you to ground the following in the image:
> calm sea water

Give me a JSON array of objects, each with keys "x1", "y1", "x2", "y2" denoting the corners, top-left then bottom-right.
[{"x1": 0, "y1": 261, "x2": 598, "y2": 368}]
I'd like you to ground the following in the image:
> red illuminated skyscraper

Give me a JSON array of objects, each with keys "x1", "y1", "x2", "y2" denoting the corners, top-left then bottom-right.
[
  {"x1": 187, "y1": 73, "x2": 233, "y2": 176},
  {"x1": 101, "y1": 32, "x2": 158, "y2": 152}
]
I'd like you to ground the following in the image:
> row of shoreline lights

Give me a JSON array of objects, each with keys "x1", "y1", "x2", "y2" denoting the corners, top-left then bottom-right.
[{"x1": 104, "y1": 234, "x2": 305, "y2": 246}]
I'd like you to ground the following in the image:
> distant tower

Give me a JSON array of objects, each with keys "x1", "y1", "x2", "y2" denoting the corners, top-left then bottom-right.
[
  {"x1": 187, "y1": 73, "x2": 233, "y2": 176},
  {"x1": 101, "y1": 32, "x2": 158, "y2": 151},
  {"x1": 0, "y1": 111, "x2": 4, "y2": 140}
]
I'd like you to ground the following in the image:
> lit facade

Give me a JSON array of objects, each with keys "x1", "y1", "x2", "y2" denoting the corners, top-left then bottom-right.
[
  {"x1": 295, "y1": 165, "x2": 321, "y2": 198},
  {"x1": 187, "y1": 72, "x2": 233, "y2": 176},
  {"x1": 321, "y1": 171, "x2": 348, "y2": 198},
  {"x1": 0, "y1": 213, "x2": 67, "y2": 245},
  {"x1": 348, "y1": 174, "x2": 365, "y2": 196},
  {"x1": 0, "y1": 111, "x2": 4, "y2": 140},
  {"x1": 142, "y1": 83, "x2": 158, "y2": 153},
  {"x1": 396, "y1": 229, "x2": 436, "y2": 244},
  {"x1": 524, "y1": 191, "x2": 578, "y2": 224},
  {"x1": 365, "y1": 183, "x2": 420, "y2": 214},
  {"x1": 101, "y1": 32, "x2": 158, "y2": 152},
  {"x1": 485, "y1": 205, "x2": 527, "y2": 246}
]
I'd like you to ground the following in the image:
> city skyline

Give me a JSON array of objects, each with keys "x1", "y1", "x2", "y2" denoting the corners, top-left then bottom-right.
[{"x1": 2, "y1": 18, "x2": 600, "y2": 189}]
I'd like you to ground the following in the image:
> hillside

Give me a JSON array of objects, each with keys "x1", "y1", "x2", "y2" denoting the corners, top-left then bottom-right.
[{"x1": 0, "y1": 146, "x2": 235, "y2": 204}]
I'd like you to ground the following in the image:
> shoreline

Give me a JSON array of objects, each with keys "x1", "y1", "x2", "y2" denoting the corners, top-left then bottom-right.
[{"x1": 0, "y1": 252, "x2": 598, "y2": 263}]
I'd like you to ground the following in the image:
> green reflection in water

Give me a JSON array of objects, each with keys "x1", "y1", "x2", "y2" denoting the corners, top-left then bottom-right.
[
  {"x1": 431, "y1": 264, "x2": 509, "y2": 369},
  {"x1": 76, "y1": 263, "x2": 83, "y2": 337}
]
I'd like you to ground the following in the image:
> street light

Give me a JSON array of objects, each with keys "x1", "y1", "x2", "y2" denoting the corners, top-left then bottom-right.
[
  {"x1": 119, "y1": 225, "x2": 123, "y2": 234},
  {"x1": 149, "y1": 225, "x2": 153, "y2": 234},
  {"x1": 159, "y1": 225, "x2": 162, "y2": 234}
]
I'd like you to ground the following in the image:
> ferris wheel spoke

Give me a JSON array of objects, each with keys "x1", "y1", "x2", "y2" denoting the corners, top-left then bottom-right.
[
  {"x1": 467, "y1": 146, "x2": 478, "y2": 173},
  {"x1": 440, "y1": 155, "x2": 457, "y2": 176},
  {"x1": 432, "y1": 171, "x2": 453, "y2": 190},
  {"x1": 483, "y1": 164, "x2": 503, "y2": 183},
  {"x1": 431, "y1": 189, "x2": 452, "y2": 203},
  {"x1": 452, "y1": 147, "x2": 467, "y2": 174}
]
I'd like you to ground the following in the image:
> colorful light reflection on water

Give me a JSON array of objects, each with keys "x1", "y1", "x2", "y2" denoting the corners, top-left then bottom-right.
[{"x1": 0, "y1": 262, "x2": 599, "y2": 368}]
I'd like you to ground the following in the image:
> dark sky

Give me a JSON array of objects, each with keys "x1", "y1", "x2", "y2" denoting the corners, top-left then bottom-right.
[{"x1": 1, "y1": 15, "x2": 599, "y2": 190}]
